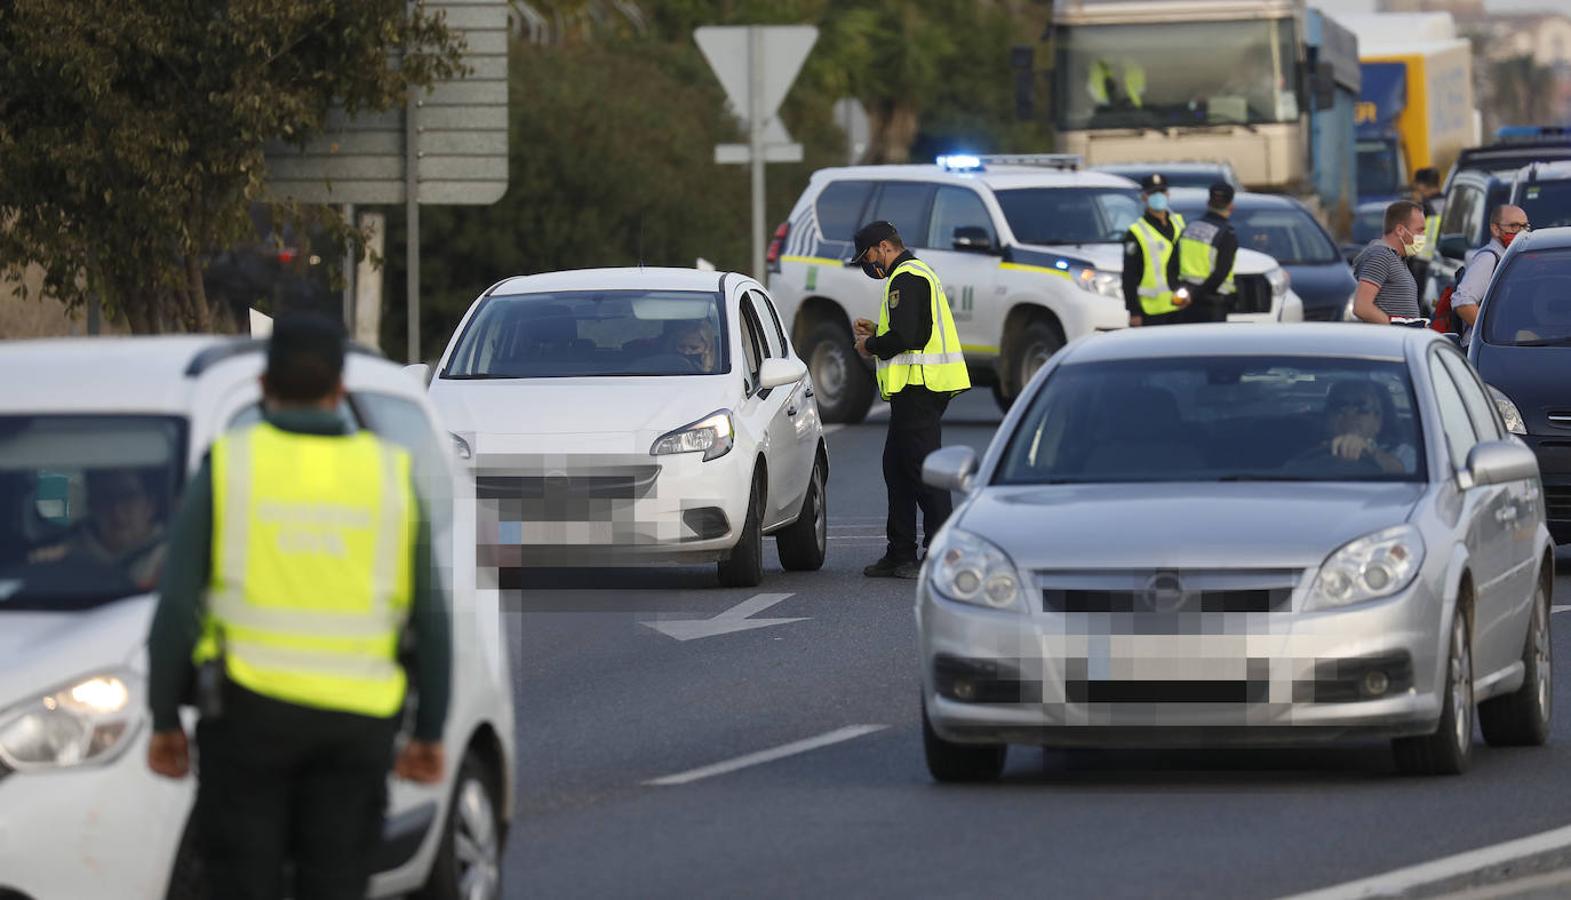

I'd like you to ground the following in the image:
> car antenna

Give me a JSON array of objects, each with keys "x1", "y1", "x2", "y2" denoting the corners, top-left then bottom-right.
[{"x1": 637, "y1": 211, "x2": 646, "y2": 271}]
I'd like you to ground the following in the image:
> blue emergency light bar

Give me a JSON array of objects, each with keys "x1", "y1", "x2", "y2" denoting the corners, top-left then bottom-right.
[
  {"x1": 936, "y1": 154, "x2": 983, "y2": 171},
  {"x1": 936, "y1": 153, "x2": 1083, "y2": 172}
]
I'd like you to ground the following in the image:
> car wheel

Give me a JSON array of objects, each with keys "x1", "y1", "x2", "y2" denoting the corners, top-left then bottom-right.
[
  {"x1": 923, "y1": 702, "x2": 1006, "y2": 783},
  {"x1": 717, "y1": 474, "x2": 765, "y2": 588},
  {"x1": 1010, "y1": 320, "x2": 1063, "y2": 400},
  {"x1": 1480, "y1": 577, "x2": 1552, "y2": 747},
  {"x1": 418, "y1": 750, "x2": 504, "y2": 900},
  {"x1": 1393, "y1": 609, "x2": 1473, "y2": 776},
  {"x1": 803, "y1": 320, "x2": 874, "y2": 424},
  {"x1": 776, "y1": 457, "x2": 827, "y2": 571}
]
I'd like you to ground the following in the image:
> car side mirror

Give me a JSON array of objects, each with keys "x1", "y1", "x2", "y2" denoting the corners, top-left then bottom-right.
[
  {"x1": 1464, "y1": 440, "x2": 1539, "y2": 488},
  {"x1": 403, "y1": 363, "x2": 431, "y2": 386},
  {"x1": 952, "y1": 226, "x2": 995, "y2": 254},
  {"x1": 1438, "y1": 235, "x2": 1469, "y2": 261},
  {"x1": 923, "y1": 446, "x2": 978, "y2": 494},
  {"x1": 759, "y1": 357, "x2": 808, "y2": 390}
]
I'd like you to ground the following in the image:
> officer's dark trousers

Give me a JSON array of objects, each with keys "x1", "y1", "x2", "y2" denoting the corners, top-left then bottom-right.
[
  {"x1": 194, "y1": 684, "x2": 399, "y2": 900},
  {"x1": 884, "y1": 386, "x2": 953, "y2": 561}
]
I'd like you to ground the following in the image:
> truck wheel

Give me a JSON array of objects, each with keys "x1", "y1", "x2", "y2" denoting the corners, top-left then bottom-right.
[
  {"x1": 1008, "y1": 320, "x2": 1064, "y2": 401},
  {"x1": 802, "y1": 320, "x2": 874, "y2": 424}
]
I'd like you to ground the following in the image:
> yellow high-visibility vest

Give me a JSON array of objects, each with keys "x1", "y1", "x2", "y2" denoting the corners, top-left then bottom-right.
[
  {"x1": 194, "y1": 422, "x2": 415, "y2": 719},
  {"x1": 874, "y1": 258, "x2": 971, "y2": 400},
  {"x1": 1131, "y1": 213, "x2": 1187, "y2": 316},
  {"x1": 1178, "y1": 217, "x2": 1236, "y2": 295}
]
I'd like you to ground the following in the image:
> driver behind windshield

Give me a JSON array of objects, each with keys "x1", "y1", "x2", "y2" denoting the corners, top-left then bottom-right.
[
  {"x1": 665, "y1": 319, "x2": 718, "y2": 373},
  {"x1": 29, "y1": 468, "x2": 168, "y2": 589},
  {"x1": 1315, "y1": 381, "x2": 1416, "y2": 475}
]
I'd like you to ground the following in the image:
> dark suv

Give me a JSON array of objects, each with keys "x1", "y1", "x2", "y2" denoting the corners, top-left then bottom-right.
[
  {"x1": 1467, "y1": 226, "x2": 1571, "y2": 543},
  {"x1": 1510, "y1": 161, "x2": 1571, "y2": 233},
  {"x1": 1430, "y1": 167, "x2": 1516, "y2": 307}
]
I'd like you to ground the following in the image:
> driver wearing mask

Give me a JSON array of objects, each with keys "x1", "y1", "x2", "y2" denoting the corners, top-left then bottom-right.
[
  {"x1": 30, "y1": 468, "x2": 167, "y2": 589},
  {"x1": 666, "y1": 320, "x2": 718, "y2": 373}
]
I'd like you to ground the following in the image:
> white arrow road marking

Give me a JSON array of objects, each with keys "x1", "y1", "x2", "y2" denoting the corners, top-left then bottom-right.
[
  {"x1": 642, "y1": 592, "x2": 807, "y2": 641},
  {"x1": 644, "y1": 725, "x2": 887, "y2": 786}
]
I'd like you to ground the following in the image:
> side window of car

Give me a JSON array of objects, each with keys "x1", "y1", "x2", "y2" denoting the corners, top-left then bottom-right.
[
  {"x1": 738, "y1": 300, "x2": 764, "y2": 394},
  {"x1": 1438, "y1": 352, "x2": 1502, "y2": 442},
  {"x1": 869, "y1": 182, "x2": 935, "y2": 245},
  {"x1": 1440, "y1": 185, "x2": 1478, "y2": 239},
  {"x1": 815, "y1": 180, "x2": 874, "y2": 243},
  {"x1": 748, "y1": 289, "x2": 788, "y2": 357},
  {"x1": 1428, "y1": 354, "x2": 1481, "y2": 467},
  {"x1": 925, "y1": 187, "x2": 995, "y2": 250}
]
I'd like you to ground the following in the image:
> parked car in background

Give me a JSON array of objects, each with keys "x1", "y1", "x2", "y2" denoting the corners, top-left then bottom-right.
[
  {"x1": 1509, "y1": 161, "x2": 1571, "y2": 233},
  {"x1": 1169, "y1": 189, "x2": 1356, "y2": 322},
  {"x1": 1345, "y1": 200, "x2": 1388, "y2": 265},
  {"x1": 1468, "y1": 226, "x2": 1571, "y2": 545},
  {"x1": 1092, "y1": 161, "x2": 1244, "y2": 192}
]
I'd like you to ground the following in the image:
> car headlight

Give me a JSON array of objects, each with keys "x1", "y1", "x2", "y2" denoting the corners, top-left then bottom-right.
[
  {"x1": 1306, "y1": 525, "x2": 1425, "y2": 611},
  {"x1": 650, "y1": 410, "x2": 734, "y2": 462},
  {"x1": 449, "y1": 432, "x2": 474, "y2": 460},
  {"x1": 0, "y1": 671, "x2": 144, "y2": 771},
  {"x1": 1072, "y1": 266, "x2": 1124, "y2": 301},
  {"x1": 928, "y1": 528, "x2": 1027, "y2": 611},
  {"x1": 1266, "y1": 267, "x2": 1289, "y2": 299},
  {"x1": 1487, "y1": 385, "x2": 1526, "y2": 436}
]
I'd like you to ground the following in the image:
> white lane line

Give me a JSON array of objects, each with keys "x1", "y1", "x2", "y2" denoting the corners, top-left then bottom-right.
[
  {"x1": 644, "y1": 724, "x2": 887, "y2": 787},
  {"x1": 1553, "y1": 605, "x2": 1571, "y2": 614},
  {"x1": 1278, "y1": 823, "x2": 1571, "y2": 900}
]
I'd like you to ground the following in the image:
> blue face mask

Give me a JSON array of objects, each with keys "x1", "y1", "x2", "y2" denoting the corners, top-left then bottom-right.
[{"x1": 1147, "y1": 192, "x2": 1170, "y2": 213}]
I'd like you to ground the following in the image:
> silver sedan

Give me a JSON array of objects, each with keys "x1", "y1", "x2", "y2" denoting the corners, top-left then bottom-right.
[{"x1": 917, "y1": 324, "x2": 1555, "y2": 780}]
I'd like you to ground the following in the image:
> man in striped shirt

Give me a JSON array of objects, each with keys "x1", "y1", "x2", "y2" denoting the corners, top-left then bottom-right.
[{"x1": 1352, "y1": 200, "x2": 1426, "y2": 324}]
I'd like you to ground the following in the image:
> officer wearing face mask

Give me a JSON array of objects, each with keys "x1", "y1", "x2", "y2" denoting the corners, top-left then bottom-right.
[
  {"x1": 1352, "y1": 199, "x2": 1426, "y2": 324},
  {"x1": 849, "y1": 220, "x2": 970, "y2": 579},
  {"x1": 1123, "y1": 174, "x2": 1189, "y2": 327}
]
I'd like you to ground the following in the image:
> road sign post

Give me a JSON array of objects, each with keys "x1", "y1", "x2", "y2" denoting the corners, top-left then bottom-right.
[{"x1": 696, "y1": 25, "x2": 817, "y2": 281}]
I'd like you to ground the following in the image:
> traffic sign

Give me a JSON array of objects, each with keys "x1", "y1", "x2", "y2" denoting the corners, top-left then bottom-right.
[{"x1": 832, "y1": 97, "x2": 870, "y2": 165}]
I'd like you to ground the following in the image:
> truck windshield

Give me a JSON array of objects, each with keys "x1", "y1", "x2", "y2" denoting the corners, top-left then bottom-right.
[
  {"x1": 1357, "y1": 140, "x2": 1403, "y2": 199},
  {"x1": 1054, "y1": 19, "x2": 1300, "y2": 131},
  {"x1": 1518, "y1": 180, "x2": 1571, "y2": 231}
]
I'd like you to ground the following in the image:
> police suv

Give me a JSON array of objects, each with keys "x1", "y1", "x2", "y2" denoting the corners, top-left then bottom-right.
[{"x1": 768, "y1": 154, "x2": 1302, "y2": 422}]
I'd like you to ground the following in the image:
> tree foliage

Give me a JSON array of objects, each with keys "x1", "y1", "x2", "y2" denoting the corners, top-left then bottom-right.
[{"x1": 0, "y1": 0, "x2": 465, "y2": 333}]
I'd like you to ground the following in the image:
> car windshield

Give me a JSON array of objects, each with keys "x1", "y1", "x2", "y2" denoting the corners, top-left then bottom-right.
[
  {"x1": 1054, "y1": 19, "x2": 1300, "y2": 131},
  {"x1": 995, "y1": 356, "x2": 1425, "y2": 485},
  {"x1": 0, "y1": 416, "x2": 186, "y2": 612},
  {"x1": 1517, "y1": 179, "x2": 1571, "y2": 231},
  {"x1": 1357, "y1": 141, "x2": 1403, "y2": 199},
  {"x1": 995, "y1": 187, "x2": 1144, "y2": 244},
  {"x1": 1169, "y1": 203, "x2": 1340, "y2": 265},
  {"x1": 443, "y1": 289, "x2": 729, "y2": 379},
  {"x1": 1481, "y1": 247, "x2": 1571, "y2": 347}
]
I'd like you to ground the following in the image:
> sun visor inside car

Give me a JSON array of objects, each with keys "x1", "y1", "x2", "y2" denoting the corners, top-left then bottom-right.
[{"x1": 0, "y1": 420, "x2": 177, "y2": 469}]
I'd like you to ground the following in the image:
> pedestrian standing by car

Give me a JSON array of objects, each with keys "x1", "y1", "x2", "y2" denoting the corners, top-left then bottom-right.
[
  {"x1": 1352, "y1": 200, "x2": 1426, "y2": 324},
  {"x1": 1176, "y1": 182, "x2": 1240, "y2": 324},
  {"x1": 1408, "y1": 167, "x2": 1445, "y2": 285},
  {"x1": 145, "y1": 313, "x2": 452, "y2": 900},
  {"x1": 1451, "y1": 204, "x2": 1529, "y2": 340},
  {"x1": 850, "y1": 221, "x2": 971, "y2": 579},
  {"x1": 1123, "y1": 173, "x2": 1189, "y2": 327}
]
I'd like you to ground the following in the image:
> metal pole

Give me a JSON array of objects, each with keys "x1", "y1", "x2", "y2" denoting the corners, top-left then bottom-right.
[
  {"x1": 87, "y1": 293, "x2": 100, "y2": 335},
  {"x1": 749, "y1": 25, "x2": 766, "y2": 282},
  {"x1": 406, "y1": 50, "x2": 421, "y2": 364},
  {"x1": 342, "y1": 202, "x2": 355, "y2": 332}
]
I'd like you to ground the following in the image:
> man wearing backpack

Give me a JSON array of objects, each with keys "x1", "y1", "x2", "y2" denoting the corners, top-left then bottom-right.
[{"x1": 1448, "y1": 205, "x2": 1529, "y2": 341}]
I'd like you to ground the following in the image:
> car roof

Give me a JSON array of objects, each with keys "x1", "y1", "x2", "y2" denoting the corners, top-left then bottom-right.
[
  {"x1": 1507, "y1": 225, "x2": 1571, "y2": 252},
  {"x1": 489, "y1": 267, "x2": 733, "y2": 296},
  {"x1": 809, "y1": 164, "x2": 1138, "y2": 192},
  {"x1": 1059, "y1": 323, "x2": 1437, "y2": 364},
  {"x1": 1167, "y1": 188, "x2": 1301, "y2": 210}
]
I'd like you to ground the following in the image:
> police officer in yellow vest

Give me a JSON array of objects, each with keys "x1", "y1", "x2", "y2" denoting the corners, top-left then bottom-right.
[
  {"x1": 1176, "y1": 181, "x2": 1241, "y2": 324},
  {"x1": 146, "y1": 314, "x2": 451, "y2": 900},
  {"x1": 849, "y1": 221, "x2": 971, "y2": 579},
  {"x1": 1123, "y1": 173, "x2": 1190, "y2": 327}
]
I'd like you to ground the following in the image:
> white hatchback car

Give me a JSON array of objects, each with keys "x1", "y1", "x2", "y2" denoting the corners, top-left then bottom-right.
[
  {"x1": 0, "y1": 337, "x2": 515, "y2": 900},
  {"x1": 424, "y1": 268, "x2": 829, "y2": 587}
]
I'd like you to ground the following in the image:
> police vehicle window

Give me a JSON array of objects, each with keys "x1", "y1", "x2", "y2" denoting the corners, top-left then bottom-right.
[
  {"x1": 1517, "y1": 178, "x2": 1571, "y2": 230},
  {"x1": 352, "y1": 392, "x2": 455, "y2": 545},
  {"x1": 0, "y1": 415, "x2": 185, "y2": 612},
  {"x1": 993, "y1": 356, "x2": 1426, "y2": 485},
  {"x1": 1440, "y1": 185, "x2": 1480, "y2": 240},
  {"x1": 441, "y1": 289, "x2": 728, "y2": 378},
  {"x1": 869, "y1": 182, "x2": 935, "y2": 244},
  {"x1": 1428, "y1": 354, "x2": 1480, "y2": 467},
  {"x1": 747, "y1": 290, "x2": 787, "y2": 357},
  {"x1": 924, "y1": 187, "x2": 994, "y2": 250},
  {"x1": 1481, "y1": 247, "x2": 1571, "y2": 347},
  {"x1": 995, "y1": 188, "x2": 1143, "y2": 244},
  {"x1": 738, "y1": 301, "x2": 764, "y2": 393},
  {"x1": 815, "y1": 180, "x2": 874, "y2": 243},
  {"x1": 1437, "y1": 352, "x2": 1500, "y2": 441}
]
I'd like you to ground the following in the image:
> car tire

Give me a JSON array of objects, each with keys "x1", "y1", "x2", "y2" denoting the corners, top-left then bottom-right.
[
  {"x1": 1480, "y1": 578, "x2": 1552, "y2": 747},
  {"x1": 417, "y1": 750, "x2": 504, "y2": 900},
  {"x1": 803, "y1": 320, "x2": 874, "y2": 424},
  {"x1": 923, "y1": 703, "x2": 1006, "y2": 783},
  {"x1": 1393, "y1": 609, "x2": 1474, "y2": 776},
  {"x1": 1008, "y1": 320, "x2": 1064, "y2": 402},
  {"x1": 776, "y1": 456, "x2": 827, "y2": 571},
  {"x1": 717, "y1": 474, "x2": 765, "y2": 588}
]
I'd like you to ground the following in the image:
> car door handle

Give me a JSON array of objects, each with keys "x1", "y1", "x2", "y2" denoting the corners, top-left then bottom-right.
[
  {"x1": 803, "y1": 385, "x2": 814, "y2": 398},
  {"x1": 787, "y1": 404, "x2": 799, "y2": 417}
]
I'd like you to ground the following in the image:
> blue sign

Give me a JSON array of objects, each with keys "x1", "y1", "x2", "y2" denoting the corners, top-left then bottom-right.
[{"x1": 1356, "y1": 62, "x2": 1406, "y2": 137}]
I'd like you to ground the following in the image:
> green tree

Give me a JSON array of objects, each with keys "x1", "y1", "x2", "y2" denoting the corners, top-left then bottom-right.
[{"x1": 0, "y1": 0, "x2": 465, "y2": 333}]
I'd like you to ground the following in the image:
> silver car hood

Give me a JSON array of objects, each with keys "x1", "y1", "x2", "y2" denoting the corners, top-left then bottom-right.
[{"x1": 957, "y1": 482, "x2": 1427, "y2": 570}]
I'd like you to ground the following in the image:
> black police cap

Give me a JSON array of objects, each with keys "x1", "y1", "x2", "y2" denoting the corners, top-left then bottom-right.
[
  {"x1": 1140, "y1": 173, "x2": 1168, "y2": 193},
  {"x1": 1208, "y1": 182, "x2": 1236, "y2": 206},
  {"x1": 848, "y1": 220, "x2": 900, "y2": 263}
]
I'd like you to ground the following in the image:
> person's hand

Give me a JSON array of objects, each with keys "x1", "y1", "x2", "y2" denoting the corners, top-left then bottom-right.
[
  {"x1": 1330, "y1": 434, "x2": 1372, "y2": 461},
  {"x1": 1128, "y1": 314, "x2": 1143, "y2": 327},
  {"x1": 853, "y1": 318, "x2": 876, "y2": 338},
  {"x1": 395, "y1": 740, "x2": 446, "y2": 784},
  {"x1": 854, "y1": 334, "x2": 872, "y2": 358},
  {"x1": 148, "y1": 728, "x2": 190, "y2": 779}
]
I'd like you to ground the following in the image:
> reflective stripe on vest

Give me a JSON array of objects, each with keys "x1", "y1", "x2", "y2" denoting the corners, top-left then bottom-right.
[
  {"x1": 196, "y1": 423, "x2": 414, "y2": 718},
  {"x1": 1130, "y1": 213, "x2": 1186, "y2": 314},
  {"x1": 1178, "y1": 218, "x2": 1236, "y2": 295},
  {"x1": 874, "y1": 258, "x2": 972, "y2": 400}
]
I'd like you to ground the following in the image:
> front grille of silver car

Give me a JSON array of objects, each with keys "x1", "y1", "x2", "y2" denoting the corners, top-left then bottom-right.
[{"x1": 1035, "y1": 569, "x2": 1302, "y2": 615}]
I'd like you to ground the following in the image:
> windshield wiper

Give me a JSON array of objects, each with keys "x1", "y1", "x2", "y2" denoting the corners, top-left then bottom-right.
[{"x1": 1511, "y1": 337, "x2": 1571, "y2": 348}]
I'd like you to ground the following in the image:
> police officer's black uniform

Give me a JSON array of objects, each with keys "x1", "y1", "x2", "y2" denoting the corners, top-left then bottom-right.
[
  {"x1": 1121, "y1": 174, "x2": 1186, "y2": 326},
  {"x1": 1178, "y1": 182, "x2": 1240, "y2": 324}
]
